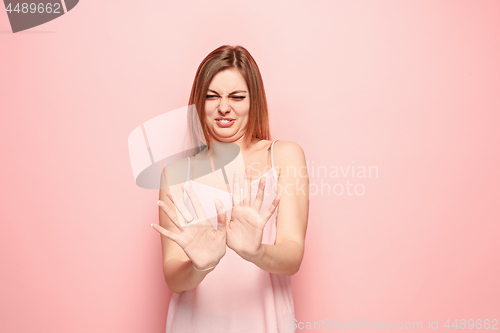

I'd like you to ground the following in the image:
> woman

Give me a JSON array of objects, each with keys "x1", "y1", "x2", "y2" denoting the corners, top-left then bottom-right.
[{"x1": 151, "y1": 45, "x2": 309, "y2": 333}]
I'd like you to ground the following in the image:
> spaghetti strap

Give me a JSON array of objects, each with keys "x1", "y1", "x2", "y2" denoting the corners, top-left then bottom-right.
[
  {"x1": 186, "y1": 157, "x2": 191, "y2": 182},
  {"x1": 270, "y1": 139, "x2": 279, "y2": 170}
]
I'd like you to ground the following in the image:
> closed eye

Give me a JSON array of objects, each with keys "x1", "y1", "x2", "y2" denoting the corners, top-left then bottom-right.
[{"x1": 206, "y1": 95, "x2": 246, "y2": 100}]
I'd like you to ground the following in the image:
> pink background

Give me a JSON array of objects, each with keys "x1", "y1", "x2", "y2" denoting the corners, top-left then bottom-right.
[{"x1": 1, "y1": 0, "x2": 499, "y2": 332}]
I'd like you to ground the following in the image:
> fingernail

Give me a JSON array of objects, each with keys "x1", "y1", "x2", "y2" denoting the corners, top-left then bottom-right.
[
  {"x1": 157, "y1": 200, "x2": 161, "y2": 206},
  {"x1": 150, "y1": 224, "x2": 154, "y2": 227}
]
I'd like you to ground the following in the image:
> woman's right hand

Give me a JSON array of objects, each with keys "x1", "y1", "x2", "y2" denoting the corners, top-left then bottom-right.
[{"x1": 151, "y1": 187, "x2": 227, "y2": 271}]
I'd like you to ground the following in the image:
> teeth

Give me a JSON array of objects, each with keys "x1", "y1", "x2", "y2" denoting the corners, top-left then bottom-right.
[{"x1": 218, "y1": 119, "x2": 231, "y2": 123}]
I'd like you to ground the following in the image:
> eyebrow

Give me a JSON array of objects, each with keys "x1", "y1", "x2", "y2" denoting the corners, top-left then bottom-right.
[{"x1": 207, "y1": 89, "x2": 247, "y2": 95}]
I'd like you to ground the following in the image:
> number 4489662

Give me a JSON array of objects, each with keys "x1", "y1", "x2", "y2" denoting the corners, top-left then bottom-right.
[{"x1": 444, "y1": 319, "x2": 498, "y2": 329}]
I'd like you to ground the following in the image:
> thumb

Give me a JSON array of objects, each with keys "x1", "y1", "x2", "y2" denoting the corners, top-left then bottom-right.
[{"x1": 214, "y1": 198, "x2": 227, "y2": 234}]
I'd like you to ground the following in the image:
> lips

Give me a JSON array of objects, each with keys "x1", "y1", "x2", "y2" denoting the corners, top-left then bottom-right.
[{"x1": 215, "y1": 117, "x2": 235, "y2": 128}]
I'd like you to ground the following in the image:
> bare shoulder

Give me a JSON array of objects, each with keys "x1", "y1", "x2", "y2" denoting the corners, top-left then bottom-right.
[
  {"x1": 273, "y1": 140, "x2": 307, "y2": 178},
  {"x1": 273, "y1": 140, "x2": 306, "y2": 164}
]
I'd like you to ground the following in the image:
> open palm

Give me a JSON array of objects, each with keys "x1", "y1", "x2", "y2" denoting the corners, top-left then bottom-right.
[
  {"x1": 153, "y1": 188, "x2": 227, "y2": 270},
  {"x1": 226, "y1": 168, "x2": 281, "y2": 262}
]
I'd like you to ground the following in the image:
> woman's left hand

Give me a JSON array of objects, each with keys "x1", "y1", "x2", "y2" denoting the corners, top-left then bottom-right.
[{"x1": 226, "y1": 167, "x2": 281, "y2": 262}]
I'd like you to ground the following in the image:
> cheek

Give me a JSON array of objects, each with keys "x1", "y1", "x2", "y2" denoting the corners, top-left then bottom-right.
[
  {"x1": 204, "y1": 102, "x2": 216, "y2": 116},
  {"x1": 204, "y1": 112, "x2": 214, "y2": 125},
  {"x1": 235, "y1": 102, "x2": 250, "y2": 117}
]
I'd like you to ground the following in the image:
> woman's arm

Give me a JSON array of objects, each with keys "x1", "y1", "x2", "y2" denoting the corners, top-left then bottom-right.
[
  {"x1": 247, "y1": 141, "x2": 309, "y2": 275},
  {"x1": 158, "y1": 167, "x2": 215, "y2": 294}
]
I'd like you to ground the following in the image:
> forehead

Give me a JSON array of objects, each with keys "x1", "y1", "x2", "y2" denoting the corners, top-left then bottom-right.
[{"x1": 208, "y1": 68, "x2": 248, "y2": 92}]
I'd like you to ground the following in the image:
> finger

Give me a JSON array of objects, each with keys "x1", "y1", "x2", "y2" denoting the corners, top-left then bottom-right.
[
  {"x1": 214, "y1": 199, "x2": 227, "y2": 234},
  {"x1": 158, "y1": 200, "x2": 184, "y2": 231},
  {"x1": 252, "y1": 177, "x2": 266, "y2": 213},
  {"x1": 232, "y1": 169, "x2": 241, "y2": 206},
  {"x1": 185, "y1": 186, "x2": 207, "y2": 221},
  {"x1": 261, "y1": 194, "x2": 281, "y2": 222},
  {"x1": 166, "y1": 190, "x2": 194, "y2": 223},
  {"x1": 243, "y1": 166, "x2": 252, "y2": 207},
  {"x1": 151, "y1": 223, "x2": 182, "y2": 244}
]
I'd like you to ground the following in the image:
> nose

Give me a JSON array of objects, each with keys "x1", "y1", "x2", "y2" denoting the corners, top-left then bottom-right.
[{"x1": 218, "y1": 96, "x2": 230, "y2": 114}]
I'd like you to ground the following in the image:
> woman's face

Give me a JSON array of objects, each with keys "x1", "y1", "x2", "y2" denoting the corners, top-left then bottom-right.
[{"x1": 204, "y1": 68, "x2": 250, "y2": 143}]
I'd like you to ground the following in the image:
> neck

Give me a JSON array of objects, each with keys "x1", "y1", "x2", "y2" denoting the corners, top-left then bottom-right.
[
  {"x1": 206, "y1": 141, "x2": 243, "y2": 171},
  {"x1": 208, "y1": 134, "x2": 255, "y2": 154}
]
